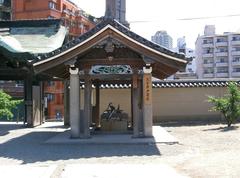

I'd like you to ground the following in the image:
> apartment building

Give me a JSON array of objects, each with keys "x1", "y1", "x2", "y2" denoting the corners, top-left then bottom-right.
[
  {"x1": 0, "y1": 0, "x2": 11, "y2": 20},
  {"x1": 12, "y1": 0, "x2": 96, "y2": 38},
  {"x1": 196, "y1": 25, "x2": 240, "y2": 79},
  {"x1": 151, "y1": 31, "x2": 173, "y2": 50}
]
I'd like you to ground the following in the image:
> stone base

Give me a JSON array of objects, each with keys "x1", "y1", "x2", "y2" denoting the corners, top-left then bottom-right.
[{"x1": 101, "y1": 120, "x2": 128, "y2": 132}]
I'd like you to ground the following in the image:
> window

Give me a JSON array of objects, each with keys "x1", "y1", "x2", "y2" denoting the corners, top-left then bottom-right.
[
  {"x1": 233, "y1": 68, "x2": 240, "y2": 72},
  {"x1": 84, "y1": 25, "x2": 89, "y2": 31},
  {"x1": 79, "y1": 23, "x2": 83, "y2": 29},
  {"x1": 234, "y1": 68, "x2": 240, "y2": 72},
  {"x1": 217, "y1": 47, "x2": 227, "y2": 53},
  {"x1": 203, "y1": 59, "x2": 213, "y2": 64},
  {"x1": 46, "y1": 94, "x2": 55, "y2": 102},
  {"x1": 0, "y1": 0, "x2": 4, "y2": 5},
  {"x1": 217, "y1": 67, "x2": 228, "y2": 73},
  {"x1": 203, "y1": 48, "x2": 213, "y2": 54},
  {"x1": 204, "y1": 68, "x2": 214, "y2": 74},
  {"x1": 233, "y1": 56, "x2": 240, "y2": 62},
  {"x1": 47, "y1": 81, "x2": 55, "y2": 86},
  {"x1": 217, "y1": 58, "x2": 227, "y2": 63},
  {"x1": 203, "y1": 38, "x2": 213, "y2": 44},
  {"x1": 232, "y1": 35, "x2": 240, "y2": 41},
  {"x1": 216, "y1": 38, "x2": 227, "y2": 43},
  {"x1": 49, "y1": 1, "x2": 56, "y2": 10},
  {"x1": 48, "y1": 16, "x2": 55, "y2": 19},
  {"x1": 233, "y1": 47, "x2": 240, "y2": 51}
]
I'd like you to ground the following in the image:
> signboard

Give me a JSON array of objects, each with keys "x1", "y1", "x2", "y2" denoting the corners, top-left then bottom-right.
[
  {"x1": 91, "y1": 65, "x2": 132, "y2": 75},
  {"x1": 143, "y1": 74, "x2": 152, "y2": 105}
]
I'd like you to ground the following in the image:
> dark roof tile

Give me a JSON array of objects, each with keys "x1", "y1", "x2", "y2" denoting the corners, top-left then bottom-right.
[{"x1": 82, "y1": 80, "x2": 240, "y2": 89}]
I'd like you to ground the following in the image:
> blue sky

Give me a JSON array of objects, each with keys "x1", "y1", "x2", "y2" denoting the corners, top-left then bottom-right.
[{"x1": 73, "y1": 0, "x2": 240, "y2": 48}]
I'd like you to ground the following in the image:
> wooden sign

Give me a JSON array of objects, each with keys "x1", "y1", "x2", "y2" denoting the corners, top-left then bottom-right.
[{"x1": 143, "y1": 74, "x2": 152, "y2": 105}]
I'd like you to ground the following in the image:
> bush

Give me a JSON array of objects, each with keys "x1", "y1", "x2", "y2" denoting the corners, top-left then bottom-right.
[
  {"x1": 208, "y1": 82, "x2": 240, "y2": 127},
  {"x1": 0, "y1": 90, "x2": 23, "y2": 120}
]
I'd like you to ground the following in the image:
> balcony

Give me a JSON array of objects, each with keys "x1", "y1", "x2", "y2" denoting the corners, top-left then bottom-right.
[
  {"x1": 216, "y1": 62, "x2": 228, "y2": 67},
  {"x1": 216, "y1": 73, "x2": 229, "y2": 78},
  {"x1": 215, "y1": 52, "x2": 228, "y2": 57},
  {"x1": 203, "y1": 63, "x2": 214, "y2": 67},
  {"x1": 215, "y1": 42, "x2": 228, "y2": 47},
  {"x1": 232, "y1": 51, "x2": 240, "y2": 56},
  {"x1": 202, "y1": 53, "x2": 214, "y2": 58},
  {"x1": 202, "y1": 43, "x2": 214, "y2": 48},
  {"x1": 232, "y1": 61, "x2": 240, "y2": 66},
  {"x1": 232, "y1": 72, "x2": 240, "y2": 77},
  {"x1": 203, "y1": 73, "x2": 214, "y2": 78},
  {"x1": 232, "y1": 40, "x2": 240, "y2": 45}
]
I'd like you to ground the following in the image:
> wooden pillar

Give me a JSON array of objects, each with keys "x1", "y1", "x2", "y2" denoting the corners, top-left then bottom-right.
[
  {"x1": 64, "y1": 80, "x2": 70, "y2": 126},
  {"x1": 24, "y1": 77, "x2": 33, "y2": 127},
  {"x1": 132, "y1": 70, "x2": 142, "y2": 137},
  {"x1": 69, "y1": 67, "x2": 80, "y2": 138},
  {"x1": 82, "y1": 70, "x2": 92, "y2": 138},
  {"x1": 40, "y1": 82, "x2": 45, "y2": 124},
  {"x1": 32, "y1": 83, "x2": 42, "y2": 127},
  {"x1": 142, "y1": 66, "x2": 153, "y2": 137},
  {"x1": 130, "y1": 83, "x2": 133, "y2": 129},
  {"x1": 95, "y1": 82, "x2": 101, "y2": 129}
]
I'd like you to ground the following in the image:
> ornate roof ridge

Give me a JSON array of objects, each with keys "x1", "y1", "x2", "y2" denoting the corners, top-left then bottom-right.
[{"x1": 33, "y1": 18, "x2": 186, "y2": 63}]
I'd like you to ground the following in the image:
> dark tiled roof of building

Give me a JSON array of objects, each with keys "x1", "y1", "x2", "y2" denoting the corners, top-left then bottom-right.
[
  {"x1": 0, "y1": 19, "x2": 67, "y2": 56},
  {"x1": 33, "y1": 18, "x2": 186, "y2": 63},
  {"x1": 81, "y1": 80, "x2": 240, "y2": 89},
  {"x1": 0, "y1": 46, "x2": 33, "y2": 62},
  {"x1": 0, "y1": 19, "x2": 62, "y2": 28}
]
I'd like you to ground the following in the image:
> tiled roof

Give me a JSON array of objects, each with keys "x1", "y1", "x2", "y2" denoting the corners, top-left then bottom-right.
[
  {"x1": 0, "y1": 19, "x2": 67, "y2": 55},
  {"x1": 33, "y1": 18, "x2": 186, "y2": 63},
  {"x1": 151, "y1": 80, "x2": 235, "y2": 88},
  {"x1": 80, "y1": 80, "x2": 240, "y2": 89},
  {"x1": 0, "y1": 19, "x2": 62, "y2": 28}
]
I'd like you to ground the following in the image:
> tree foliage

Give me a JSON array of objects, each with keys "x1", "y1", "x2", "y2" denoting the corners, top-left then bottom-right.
[
  {"x1": 208, "y1": 82, "x2": 240, "y2": 127},
  {"x1": 0, "y1": 90, "x2": 23, "y2": 120}
]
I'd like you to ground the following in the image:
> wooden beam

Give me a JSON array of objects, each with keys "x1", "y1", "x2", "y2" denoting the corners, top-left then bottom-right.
[
  {"x1": 80, "y1": 74, "x2": 133, "y2": 80},
  {"x1": 0, "y1": 68, "x2": 30, "y2": 80}
]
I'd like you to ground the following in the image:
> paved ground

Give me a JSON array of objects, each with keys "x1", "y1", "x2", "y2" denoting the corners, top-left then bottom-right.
[
  {"x1": 45, "y1": 125, "x2": 178, "y2": 144},
  {"x1": 0, "y1": 121, "x2": 239, "y2": 177}
]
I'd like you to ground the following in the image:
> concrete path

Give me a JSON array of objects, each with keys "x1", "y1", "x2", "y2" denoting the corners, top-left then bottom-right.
[{"x1": 45, "y1": 126, "x2": 178, "y2": 144}]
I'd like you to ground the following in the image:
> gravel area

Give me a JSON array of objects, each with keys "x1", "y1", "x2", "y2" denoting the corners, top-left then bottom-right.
[{"x1": 0, "y1": 122, "x2": 239, "y2": 177}]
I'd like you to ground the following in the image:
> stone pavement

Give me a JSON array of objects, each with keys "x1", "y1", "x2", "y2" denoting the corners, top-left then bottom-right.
[
  {"x1": 61, "y1": 164, "x2": 188, "y2": 178},
  {"x1": 45, "y1": 126, "x2": 178, "y2": 144},
  {"x1": 0, "y1": 164, "x2": 188, "y2": 178},
  {"x1": 0, "y1": 122, "x2": 186, "y2": 178},
  {"x1": 0, "y1": 165, "x2": 57, "y2": 178}
]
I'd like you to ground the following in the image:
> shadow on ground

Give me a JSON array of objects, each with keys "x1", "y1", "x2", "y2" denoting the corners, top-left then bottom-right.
[
  {"x1": 0, "y1": 125, "x2": 161, "y2": 164},
  {"x1": 159, "y1": 120, "x2": 232, "y2": 127},
  {"x1": 202, "y1": 125, "x2": 239, "y2": 132},
  {"x1": 0, "y1": 122, "x2": 25, "y2": 136}
]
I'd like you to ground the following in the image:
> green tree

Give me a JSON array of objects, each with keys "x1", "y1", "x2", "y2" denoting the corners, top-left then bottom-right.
[
  {"x1": 0, "y1": 90, "x2": 23, "y2": 120},
  {"x1": 208, "y1": 82, "x2": 240, "y2": 127}
]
